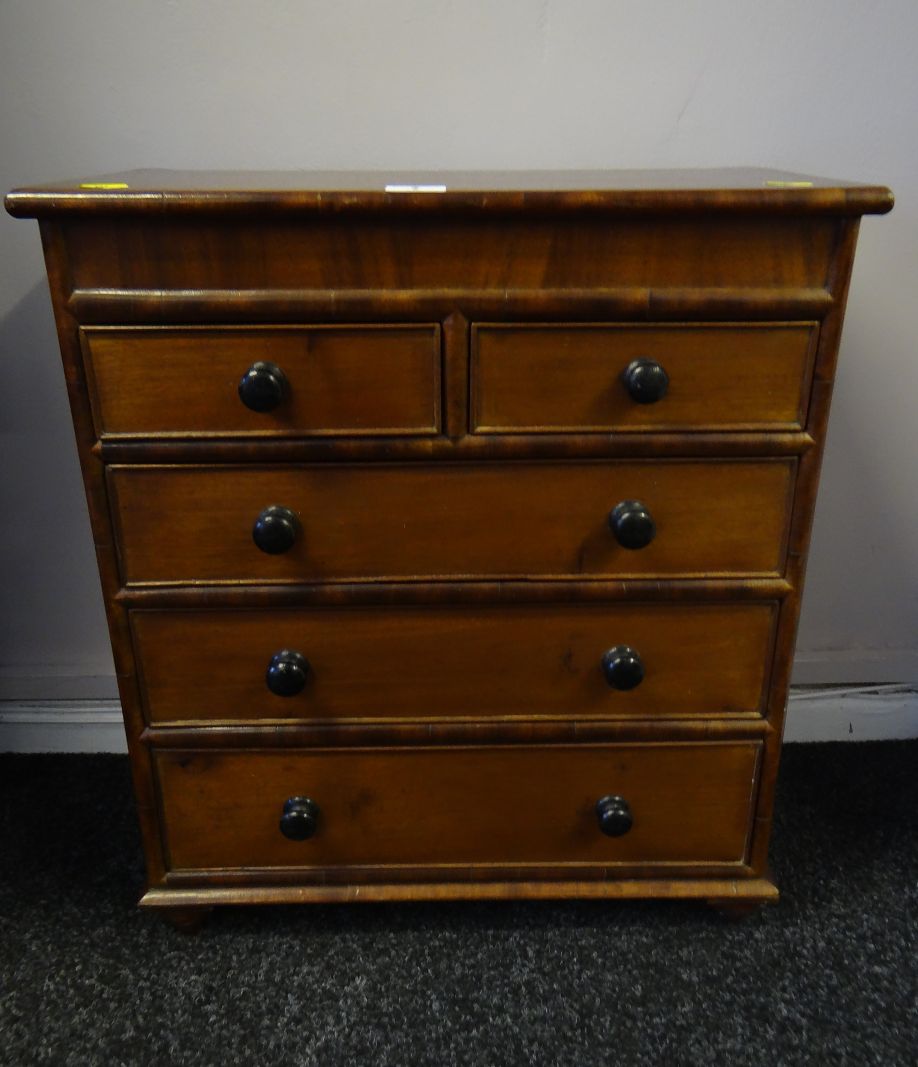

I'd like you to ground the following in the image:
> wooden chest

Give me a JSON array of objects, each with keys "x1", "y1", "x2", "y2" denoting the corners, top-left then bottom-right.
[{"x1": 6, "y1": 169, "x2": 892, "y2": 929}]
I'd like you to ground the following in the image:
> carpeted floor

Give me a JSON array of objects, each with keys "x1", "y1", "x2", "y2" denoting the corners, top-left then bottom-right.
[{"x1": 0, "y1": 742, "x2": 916, "y2": 1066}]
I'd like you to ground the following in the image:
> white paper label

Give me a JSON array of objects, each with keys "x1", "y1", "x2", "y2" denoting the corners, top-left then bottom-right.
[{"x1": 385, "y1": 184, "x2": 447, "y2": 193}]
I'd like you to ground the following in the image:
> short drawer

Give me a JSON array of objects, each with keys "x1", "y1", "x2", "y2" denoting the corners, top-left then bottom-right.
[
  {"x1": 81, "y1": 325, "x2": 441, "y2": 437},
  {"x1": 107, "y1": 459, "x2": 794, "y2": 584},
  {"x1": 132, "y1": 602, "x2": 777, "y2": 725},
  {"x1": 471, "y1": 323, "x2": 817, "y2": 433},
  {"x1": 156, "y1": 743, "x2": 761, "y2": 872}
]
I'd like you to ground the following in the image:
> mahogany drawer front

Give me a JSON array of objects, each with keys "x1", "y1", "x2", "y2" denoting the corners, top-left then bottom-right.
[
  {"x1": 132, "y1": 601, "x2": 776, "y2": 725},
  {"x1": 471, "y1": 323, "x2": 817, "y2": 433},
  {"x1": 108, "y1": 459, "x2": 794, "y2": 585},
  {"x1": 61, "y1": 214, "x2": 841, "y2": 291},
  {"x1": 156, "y1": 743, "x2": 761, "y2": 871},
  {"x1": 81, "y1": 325, "x2": 441, "y2": 437}
]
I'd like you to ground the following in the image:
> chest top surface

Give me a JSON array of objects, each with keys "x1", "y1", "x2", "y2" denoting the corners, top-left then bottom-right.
[{"x1": 5, "y1": 167, "x2": 893, "y2": 218}]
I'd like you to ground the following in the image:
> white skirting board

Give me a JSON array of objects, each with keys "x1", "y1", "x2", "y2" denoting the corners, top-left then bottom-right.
[
  {"x1": 782, "y1": 684, "x2": 918, "y2": 741},
  {"x1": 0, "y1": 685, "x2": 916, "y2": 752},
  {"x1": 0, "y1": 701, "x2": 128, "y2": 753}
]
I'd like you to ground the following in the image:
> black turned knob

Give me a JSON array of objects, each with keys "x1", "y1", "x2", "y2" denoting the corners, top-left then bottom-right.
[
  {"x1": 266, "y1": 650, "x2": 310, "y2": 697},
  {"x1": 601, "y1": 645, "x2": 644, "y2": 690},
  {"x1": 238, "y1": 361, "x2": 289, "y2": 412},
  {"x1": 608, "y1": 500, "x2": 656, "y2": 549},
  {"x1": 279, "y1": 796, "x2": 320, "y2": 840},
  {"x1": 623, "y1": 358, "x2": 669, "y2": 404},
  {"x1": 596, "y1": 795, "x2": 633, "y2": 837},
  {"x1": 252, "y1": 505, "x2": 300, "y2": 554}
]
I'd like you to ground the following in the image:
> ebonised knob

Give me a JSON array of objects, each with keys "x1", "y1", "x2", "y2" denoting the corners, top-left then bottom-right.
[
  {"x1": 601, "y1": 645, "x2": 644, "y2": 690},
  {"x1": 623, "y1": 358, "x2": 669, "y2": 404},
  {"x1": 279, "y1": 796, "x2": 320, "y2": 840},
  {"x1": 239, "y1": 361, "x2": 289, "y2": 412},
  {"x1": 266, "y1": 650, "x2": 310, "y2": 697},
  {"x1": 608, "y1": 500, "x2": 656, "y2": 549},
  {"x1": 596, "y1": 795, "x2": 633, "y2": 837},
  {"x1": 252, "y1": 505, "x2": 300, "y2": 554}
]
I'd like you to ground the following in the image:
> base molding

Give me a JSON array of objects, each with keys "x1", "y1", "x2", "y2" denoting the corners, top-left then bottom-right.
[
  {"x1": 781, "y1": 683, "x2": 918, "y2": 741},
  {"x1": 1, "y1": 686, "x2": 916, "y2": 752},
  {"x1": 140, "y1": 876, "x2": 780, "y2": 907},
  {"x1": 0, "y1": 700, "x2": 126, "y2": 752}
]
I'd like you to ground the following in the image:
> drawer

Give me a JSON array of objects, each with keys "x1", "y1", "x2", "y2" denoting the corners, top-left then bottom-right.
[
  {"x1": 81, "y1": 325, "x2": 441, "y2": 437},
  {"x1": 156, "y1": 742, "x2": 761, "y2": 872},
  {"x1": 132, "y1": 602, "x2": 777, "y2": 724},
  {"x1": 471, "y1": 323, "x2": 817, "y2": 433},
  {"x1": 108, "y1": 459, "x2": 794, "y2": 584}
]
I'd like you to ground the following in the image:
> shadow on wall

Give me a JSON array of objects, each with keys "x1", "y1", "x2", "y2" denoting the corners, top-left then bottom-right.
[
  {"x1": 795, "y1": 294, "x2": 918, "y2": 685},
  {"x1": 0, "y1": 281, "x2": 113, "y2": 698}
]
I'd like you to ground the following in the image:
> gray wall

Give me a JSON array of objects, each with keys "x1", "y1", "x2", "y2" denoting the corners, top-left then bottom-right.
[{"x1": 2, "y1": 0, "x2": 917, "y2": 709}]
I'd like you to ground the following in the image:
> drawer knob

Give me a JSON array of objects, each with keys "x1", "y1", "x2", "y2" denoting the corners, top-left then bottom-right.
[
  {"x1": 623, "y1": 358, "x2": 669, "y2": 404},
  {"x1": 253, "y1": 505, "x2": 300, "y2": 554},
  {"x1": 608, "y1": 500, "x2": 656, "y2": 549},
  {"x1": 601, "y1": 645, "x2": 644, "y2": 690},
  {"x1": 596, "y1": 795, "x2": 633, "y2": 837},
  {"x1": 239, "y1": 361, "x2": 289, "y2": 412},
  {"x1": 266, "y1": 649, "x2": 310, "y2": 697},
  {"x1": 279, "y1": 796, "x2": 320, "y2": 840}
]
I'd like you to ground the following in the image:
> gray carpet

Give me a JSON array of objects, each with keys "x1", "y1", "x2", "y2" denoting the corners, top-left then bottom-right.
[{"x1": 1, "y1": 742, "x2": 916, "y2": 1066}]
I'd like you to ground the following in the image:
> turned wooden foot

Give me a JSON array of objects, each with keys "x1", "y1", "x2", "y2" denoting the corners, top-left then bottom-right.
[
  {"x1": 707, "y1": 900, "x2": 764, "y2": 921},
  {"x1": 159, "y1": 906, "x2": 213, "y2": 934}
]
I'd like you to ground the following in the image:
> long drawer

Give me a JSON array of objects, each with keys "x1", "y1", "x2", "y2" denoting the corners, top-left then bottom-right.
[
  {"x1": 471, "y1": 323, "x2": 817, "y2": 433},
  {"x1": 156, "y1": 743, "x2": 761, "y2": 872},
  {"x1": 132, "y1": 602, "x2": 777, "y2": 724},
  {"x1": 108, "y1": 459, "x2": 795, "y2": 584},
  {"x1": 82, "y1": 325, "x2": 442, "y2": 437}
]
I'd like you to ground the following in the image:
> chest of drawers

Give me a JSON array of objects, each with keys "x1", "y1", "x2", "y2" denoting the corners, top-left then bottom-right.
[{"x1": 6, "y1": 169, "x2": 892, "y2": 930}]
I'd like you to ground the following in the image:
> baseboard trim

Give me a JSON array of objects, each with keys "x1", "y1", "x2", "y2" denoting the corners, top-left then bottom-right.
[
  {"x1": 782, "y1": 684, "x2": 918, "y2": 741},
  {"x1": 1, "y1": 686, "x2": 916, "y2": 752},
  {"x1": 791, "y1": 651, "x2": 918, "y2": 685},
  {"x1": 0, "y1": 700, "x2": 127, "y2": 753}
]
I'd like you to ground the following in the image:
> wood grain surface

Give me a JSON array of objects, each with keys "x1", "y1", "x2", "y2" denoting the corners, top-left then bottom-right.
[
  {"x1": 107, "y1": 459, "x2": 795, "y2": 584},
  {"x1": 59, "y1": 215, "x2": 839, "y2": 293},
  {"x1": 131, "y1": 601, "x2": 777, "y2": 724},
  {"x1": 82, "y1": 325, "x2": 441, "y2": 437},
  {"x1": 472, "y1": 323, "x2": 817, "y2": 433},
  {"x1": 156, "y1": 742, "x2": 761, "y2": 871}
]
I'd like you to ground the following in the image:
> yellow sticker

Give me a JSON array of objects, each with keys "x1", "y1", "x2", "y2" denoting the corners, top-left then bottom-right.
[
  {"x1": 79, "y1": 182, "x2": 129, "y2": 189},
  {"x1": 764, "y1": 180, "x2": 814, "y2": 188}
]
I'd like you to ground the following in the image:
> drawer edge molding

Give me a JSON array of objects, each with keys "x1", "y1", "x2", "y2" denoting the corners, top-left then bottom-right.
[
  {"x1": 162, "y1": 860, "x2": 755, "y2": 883},
  {"x1": 142, "y1": 718, "x2": 774, "y2": 748},
  {"x1": 96, "y1": 432, "x2": 817, "y2": 464},
  {"x1": 115, "y1": 578, "x2": 794, "y2": 608},
  {"x1": 67, "y1": 286, "x2": 835, "y2": 325}
]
